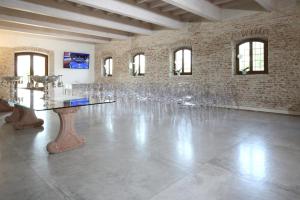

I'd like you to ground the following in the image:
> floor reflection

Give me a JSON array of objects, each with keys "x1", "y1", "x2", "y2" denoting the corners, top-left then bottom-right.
[
  {"x1": 238, "y1": 141, "x2": 266, "y2": 180},
  {"x1": 176, "y1": 118, "x2": 194, "y2": 164},
  {"x1": 106, "y1": 115, "x2": 114, "y2": 133},
  {"x1": 32, "y1": 127, "x2": 46, "y2": 149},
  {"x1": 135, "y1": 113, "x2": 146, "y2": 147}
]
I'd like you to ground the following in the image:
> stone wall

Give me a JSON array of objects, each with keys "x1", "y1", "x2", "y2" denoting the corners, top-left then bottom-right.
[
  {"x1": 95, "y1": 6, "x2": 300, "y2": 114},
  {"x1": 0, "y1": 47, "x2": 54, "y2": 98},
  {"x1": 0, "y1": 46, "x2": 54, "y2": 76},
  {"x1": 0, "y1": 47, "x2": 14, "y2": 76}
]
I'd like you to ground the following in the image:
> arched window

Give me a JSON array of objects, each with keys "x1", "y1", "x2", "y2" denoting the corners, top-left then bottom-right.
[
  {"x1": 133, "y1": 53, "x2": 145, "y2": 76},
  {"x1": 236, "y1": 39, "x2": 268, "y2": 75},
  {"x1": 103, "y1": 57, "x2": 113, "y2": 76},
  {"x1": 15, "y1": 52, "x2": 48, "y2": 88},
  {"x1": 174, "y1": 48, "x2": 192, "y2": 75}
]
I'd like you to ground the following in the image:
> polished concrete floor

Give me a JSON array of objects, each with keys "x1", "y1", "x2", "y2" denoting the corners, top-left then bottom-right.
[{"x1": 0, "y1": 101, "x2": 300, "y2": 200}]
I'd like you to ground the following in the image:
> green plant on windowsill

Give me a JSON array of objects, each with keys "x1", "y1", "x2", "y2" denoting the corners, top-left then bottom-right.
[
  {"x1": 174, "y1": 66, "x2": 182, "y2": 76},
  {"x1": 133, "y1": 69, "x2": 138, "y2": 76},
  {"x1": 241, "y1": 67, "x2": 250, "y2": 75},
  {"x1": 103, "y1": 65, "x2": 109, "y2": 77}
]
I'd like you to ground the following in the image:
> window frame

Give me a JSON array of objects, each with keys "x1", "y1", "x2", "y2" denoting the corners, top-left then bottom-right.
[
  {"x1": 133, "y1": 53, "x2": 145, "y2": 76},
  {"x1": 173, "y1": 47, "x2": 192, "y2": 75},
  {"x1": 14, "y1": 52, "x2": 48, "y2": 77},
  {"x1": 103, "y1": 57, "x2": 113, "y2": 76},
  {"x1": 236, "y1": 38, "x2": 268, "y2": 75},
  {"x1": 14, "y1": 52, "x2": 48, "y2": 89}
]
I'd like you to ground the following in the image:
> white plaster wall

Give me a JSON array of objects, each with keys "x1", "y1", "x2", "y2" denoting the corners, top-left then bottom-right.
[{"x1": 0, "y1": 30, "x2": 95, "y2": 84}]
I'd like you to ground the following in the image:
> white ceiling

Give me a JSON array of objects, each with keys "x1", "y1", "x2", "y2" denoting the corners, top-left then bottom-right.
[{"x1": 0, "y1": 0, "x2": 296, "y2": 43}]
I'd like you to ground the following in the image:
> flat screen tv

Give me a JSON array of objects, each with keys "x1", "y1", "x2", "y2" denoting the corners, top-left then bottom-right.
[
  {"x1": 63, "y1": 52, "x2": 89, "y2": 69},
  {"x1": 63, "y1": 98, "x2": 90, "y2": 107}
]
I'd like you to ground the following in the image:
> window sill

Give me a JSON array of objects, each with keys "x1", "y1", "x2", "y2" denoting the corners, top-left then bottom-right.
[
  {"x1": 235, "y1": 73, "x2": 268, "y2": 75},
  {"x1": 173, "y1": 74, "x2": 192, "y2": 76}
]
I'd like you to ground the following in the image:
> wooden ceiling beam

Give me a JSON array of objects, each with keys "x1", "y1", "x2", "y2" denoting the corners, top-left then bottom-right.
[
  {"x1": 0, "y1": 14, "x2": 129, "y2": 40},
  {"x1": 161, "y1": 0, "x2": 221, "y2": 20},
  {"x1": 162, "y1": 6, "x2": 179, "y2": 12},
  {"x1": 136, "y1": 0, "x2": 151, "y2": 4},
  {"x1": 254, "y1": 0, "x2": 297, "y2": 11},
  {"x1": 150, "y1": 1, "x2": 168, "y2": 9},
  {"x1": 0, "y1": 0, "x2": 153, "y2": 35},
  {"x1": 67, "y1": 0, "x2": 184, "y2": 29},
  {"x1": 0, "y1": 22, "x2": 109, "y2": 43},
  {"x1": 172, "y1": 10, "x2": 188, "y2": 16}
]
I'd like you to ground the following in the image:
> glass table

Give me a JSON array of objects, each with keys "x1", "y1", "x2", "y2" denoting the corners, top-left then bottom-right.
[{"x1": 0, "y1": 88, "x2": 115, "y2": 154}]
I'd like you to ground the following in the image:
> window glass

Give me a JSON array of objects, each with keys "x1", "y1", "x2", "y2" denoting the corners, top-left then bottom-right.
[
  {"x1": 140, "y1": 54, "x2": 145, "y2": 74},
  {"x1": 238, "y1": 42, "x2": 250, "y2": 72},
  {"x1": 184, "y1": 49, "x2": 191, "y2": 73},
  {"x1": 33, "y1": 55, "x2": 46, "y2": 87},
  {"x1": 175, "y1": 50, "x2": 183, "y2": 72},
  {"x1": 104, "y1": 58, "x2": 113, "y2": 76},
  {"x1": 174, "y1": 48, "x2": 192, "y2": 75},
  {"x1": 134, "y1": 55, "x2": 139, "y2": 75},
  {"x1": 236, "y1": 39, "x2": 267, "y2": 74},
  {"x1": 252, "y1": 42, "x2": 264, "y2": 71},
  {"x1": 15, "y1": 53, "x2": 47, "y2": 88},
  {"x1": 133, "y1": 54, "x2": 145, "y2": 75},
  {"x1": 16, "y1": 55, "x2": 31, "y2": 88},
  {"x1": 109, "y1": 59, "x2": 113, "y2": 75}
]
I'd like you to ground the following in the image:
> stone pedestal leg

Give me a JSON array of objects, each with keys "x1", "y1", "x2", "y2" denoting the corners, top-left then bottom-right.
[
  {"x1": 5, "y1": 106, "x2": 22, "y2": 123},
  {"x1": 47, "y1": 107, "x2": 85, "y2": 154},
  {"x1": 0, "y1": 100, "x2": 13, "y2": 112},
  {"x1": 5, "y1": 105, "x2": 44, "y2": 130}
]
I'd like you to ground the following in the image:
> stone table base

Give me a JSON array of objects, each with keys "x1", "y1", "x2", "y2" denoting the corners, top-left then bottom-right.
[
  {"x1": 47, "y1": 107, "x2": 85, "y2": 154},
  {"x1": 5, "y1": 106, "x2": 21, "y2": 123},
  {"x1": 0, "y1": 100, "x2": 13, "y2": 112},
  {"x1": 5, "y1": 105, "x2": 44, "y2": 130}
]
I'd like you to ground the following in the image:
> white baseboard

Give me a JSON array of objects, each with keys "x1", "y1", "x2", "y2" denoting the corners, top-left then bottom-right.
[{"x1": 222, "y1": 105, "x2": 300, "y2": 116}]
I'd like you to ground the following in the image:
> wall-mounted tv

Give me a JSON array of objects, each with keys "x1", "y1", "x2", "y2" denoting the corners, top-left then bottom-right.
[
  {"x1": 63, "y1": 98, "x2": 90, "y2": 107},
  {"x1": 63, "y1": 52, "x2": 89, "y2": 69}
]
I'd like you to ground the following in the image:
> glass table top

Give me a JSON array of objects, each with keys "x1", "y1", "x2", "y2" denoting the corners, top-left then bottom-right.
[{"x1": 0, "y1": 88, "x2": 115, "y2": 111}]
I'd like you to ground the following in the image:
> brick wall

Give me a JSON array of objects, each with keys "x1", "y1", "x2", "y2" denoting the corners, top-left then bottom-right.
[
  {"x1": 0, "y1": 47, "x2": 14, "y2": 76},
  {"x1": 95, "y1": 6, "x2": 300, "y2": 114}
]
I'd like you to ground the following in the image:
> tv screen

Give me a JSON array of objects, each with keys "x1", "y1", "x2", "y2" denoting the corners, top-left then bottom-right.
[
  {"x1": 63, "y1": 52, "x2": 89, "y2": 69},
  {"x1": 63, "y1": 98, "x2": 90, "y2": 107}
]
